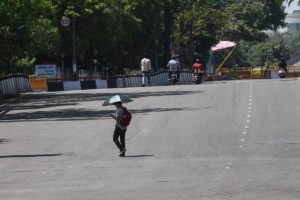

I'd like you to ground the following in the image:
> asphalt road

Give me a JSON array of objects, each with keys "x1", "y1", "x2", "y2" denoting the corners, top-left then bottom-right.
[{"x1": 1, "y1": 78, "x2": 300, "y2": 200}]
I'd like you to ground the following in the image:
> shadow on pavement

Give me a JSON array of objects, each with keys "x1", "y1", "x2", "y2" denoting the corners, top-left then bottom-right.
[
  {"x1": 0, "y1": 89, "x2": 201, "y2": 122},
  {"x1": 0, "y1": 139, "x2": 11, "y2": 144},
  {"x1": 4, "y1": 90, "x2": 202, "y2": 111},
  {"x1": 124, "y1": 155, "x2": 154, "y2": 158},
  {"x1": 0, "y1": 107, "x2": 195, "y2": 122},
  {"x1": 0, "y1": 153, "x2": 62, "y2": 159}
]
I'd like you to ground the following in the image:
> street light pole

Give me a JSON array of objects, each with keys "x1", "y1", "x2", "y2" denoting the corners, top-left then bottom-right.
[
  {"x1": 72, "y1": 16, "x2": 77, "y2": 80},
  {"x1": 61, "y1": 53, "x2": 65, "y2": 80},
  {"x1": 106, "y1": 67, "x2": 109, "y2": 80}
]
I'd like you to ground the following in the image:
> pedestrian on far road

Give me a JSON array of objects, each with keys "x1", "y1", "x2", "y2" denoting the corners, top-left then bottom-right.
[
  {"x1": 110, "y1": 101, "x2": 127, "y2": 157},
  {"x1": 140, "y1": 53, "x2": 151, "y2": 87}
]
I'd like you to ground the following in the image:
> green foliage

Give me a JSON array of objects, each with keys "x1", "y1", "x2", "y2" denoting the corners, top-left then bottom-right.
[
  {"x1": 221, "y1": 0, "x2": 286, "y2": 41},
  {"x1": 282, "y1": 30, "x2": 300, "y2": 56},
  {"x1": 171, "y1": 0, "x2": 226, "y2": 66},
  {"x1": 228, "y1": 30, "x2": 300, "y2": 68},
  {"x1": 0, "y1": 0, "x2": 289, "y2": 75},
  {"x1": 0, "y1": 0, "x2": 59, "y2": 73}
]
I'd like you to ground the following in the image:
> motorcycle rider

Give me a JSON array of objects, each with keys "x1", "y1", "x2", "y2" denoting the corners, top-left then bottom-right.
[
  {"x1": 192, "y1": 59, "x2": 203, "y2": 75},
  {"x1": 166, "y1": 55, "x2": 180, "y2": 81},
  {"x1": 278, "y1": 57, "x2": 288, "y2": 74}
]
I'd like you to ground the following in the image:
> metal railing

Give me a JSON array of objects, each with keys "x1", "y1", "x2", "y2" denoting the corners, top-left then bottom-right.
[{"x1": 0, "y1": 75, "x2": 31, "y2": 97}]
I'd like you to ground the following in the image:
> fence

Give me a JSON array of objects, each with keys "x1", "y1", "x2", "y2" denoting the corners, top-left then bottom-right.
[
  {"x1": 1, "y1": 67, "x2": 300, "y2": 96},
  {"x1": 115, "y1": 70, "x2": 193, "y2": 88},
  {"x1": 44, "y1": 70, "x2": 194, "y2": 91},
  {"x1": 0, "y1": 75, "x2": 31, "y2": 97}
]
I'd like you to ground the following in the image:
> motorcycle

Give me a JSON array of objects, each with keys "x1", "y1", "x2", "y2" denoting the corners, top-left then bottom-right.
[
  {"x1": 278, "y1": 68, "x2": 286, "y2": 78},
  {"x1": 168, "y1": 71, "x2": 179, "y2": 85},
  {"x1": 193, "y1": 70, "x2": 204, "y2": 84}
]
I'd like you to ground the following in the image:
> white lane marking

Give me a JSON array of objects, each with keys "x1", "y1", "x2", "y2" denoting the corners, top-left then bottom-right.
[
  {"x1": 247, "y1": 114, "x2": 251, "y2": 118},
  {"x1": 242, "y1": 131, "x2": 247, "y2": 135},
  {"x1": 249, "y1": 103, "x2": 252, "y2": 106},
  {"x1": 241, "y1": 139, "x2": 245, "y2": 142},
  {"x1": 245, "y1": 126, "x2": 249, "y2": 129},
  {"x1": 225, "y1": 166, "x2": 230, "y2": 170},
  {"x1": 239, "y1": 145, "x2": 243, "y2": 148},
  {"x1": 246, "y1": 120, "x2": 250, "y2": 123}
]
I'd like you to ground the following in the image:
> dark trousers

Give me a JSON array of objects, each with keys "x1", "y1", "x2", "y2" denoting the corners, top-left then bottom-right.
[{"x1": 113, "y1": 127, "x2": 126, "y2": 151}]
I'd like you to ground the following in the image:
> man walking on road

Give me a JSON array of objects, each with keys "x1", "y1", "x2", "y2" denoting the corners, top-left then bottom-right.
[
  {"x1": 110, "y1": 101, "x2": 127, "y2": 157},
  {"x1": 140, "y1": 54, "x2": 151, "y2": 87}
]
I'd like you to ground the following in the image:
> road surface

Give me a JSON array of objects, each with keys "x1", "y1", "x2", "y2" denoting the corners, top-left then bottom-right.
[{"x1": 1, "y1": 78, "x2": 300, "y2": 200}]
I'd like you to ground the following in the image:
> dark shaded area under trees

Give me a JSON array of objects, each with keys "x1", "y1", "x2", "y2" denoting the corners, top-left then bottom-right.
[{"x1": 0, "y1": 0, "x2": 288, "y2": 77}]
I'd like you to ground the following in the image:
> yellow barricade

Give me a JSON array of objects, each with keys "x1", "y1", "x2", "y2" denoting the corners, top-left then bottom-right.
[{"x1": 30, "y1": 78, "x2": 48, "y2": 91}]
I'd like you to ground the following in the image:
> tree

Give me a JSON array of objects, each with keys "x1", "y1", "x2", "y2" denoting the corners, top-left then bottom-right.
[
  {"x1": 0, "y1": 0, "x2": 60, "y2": 74},
  {"x1": 171, "y1": 0, "x2": 226, "y2": 66},
  {"x1": 0, "y1": 0, "x2": 291, "y2": 75},
  {"x1": 220, "y1": 0, "x2": 286, "y2": 41}
]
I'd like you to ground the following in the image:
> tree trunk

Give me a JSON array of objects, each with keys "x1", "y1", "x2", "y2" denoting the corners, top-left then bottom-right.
[{"x1": 163, "y1": 3, "x2": 172, "y2": 65}]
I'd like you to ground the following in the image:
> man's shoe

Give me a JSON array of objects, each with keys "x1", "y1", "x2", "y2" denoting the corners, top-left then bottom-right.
[
  {"x1": 119, "y1": 153, "x2": 125, "y2": 157},
  {"x1": 119, "y1": 148, "x2": 126, "y2": 156}
]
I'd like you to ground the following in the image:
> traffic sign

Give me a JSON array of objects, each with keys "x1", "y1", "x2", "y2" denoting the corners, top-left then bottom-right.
[{"x1": 60, "y1": 17, "x2": 70, "y2": 27}]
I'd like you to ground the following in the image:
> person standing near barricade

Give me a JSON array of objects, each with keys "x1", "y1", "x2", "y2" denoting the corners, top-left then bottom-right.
[{"x1": 140, "y1": 54, "x2": 151, "y2": 87}]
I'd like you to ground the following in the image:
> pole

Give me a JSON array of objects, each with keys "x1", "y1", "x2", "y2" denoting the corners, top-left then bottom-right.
[
  {"x1": 106, "y1": 67, "x2": 109, "y2": 80},
  {"x1": 102, "y1": 65, "x2": 104, "y2": 79},
  {"x1": 61, "y1": 53, "x2": 65, "y2": 80},
  {"x1": 215, "y1": 45, "x2": 237, "y2": 73},
  {"x1": 72, "y1": 16, "x2": 77, "y2": 80}
]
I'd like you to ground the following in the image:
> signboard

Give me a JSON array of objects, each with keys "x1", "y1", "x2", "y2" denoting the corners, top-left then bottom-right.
[
  {"x1": 61, "y1": 17, "x2": 70, "y2": 27},
  {"x1": 30, "y1": 79, "x2": 48, "y2": 90},
  {"x1": 35, "y1": 65, "x2": 56, "y2": 78}
]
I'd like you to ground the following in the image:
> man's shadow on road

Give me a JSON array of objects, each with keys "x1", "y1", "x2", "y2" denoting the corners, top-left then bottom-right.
[{"x1": 123, "y1": 155, "x2": 154, "y2": 158}]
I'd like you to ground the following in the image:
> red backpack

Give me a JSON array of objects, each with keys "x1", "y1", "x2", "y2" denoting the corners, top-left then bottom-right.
[{"x1": 122, "y1": 107, "x2": 132, "y2": 126}]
